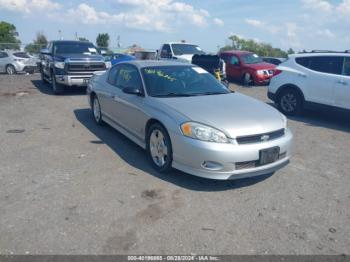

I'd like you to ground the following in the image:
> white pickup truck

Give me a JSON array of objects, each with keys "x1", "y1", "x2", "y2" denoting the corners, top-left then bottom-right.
[{"x1": 156, "y1": 42, "x2": 205, "y2": 63}]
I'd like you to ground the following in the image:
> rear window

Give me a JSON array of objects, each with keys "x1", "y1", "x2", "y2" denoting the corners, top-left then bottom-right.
[
  {"x1": 13, "y1": 52, "x2": 30, "y2": 58},
  {"x1": 296, "y1": 56, "x2": 343, "y2": 75}
]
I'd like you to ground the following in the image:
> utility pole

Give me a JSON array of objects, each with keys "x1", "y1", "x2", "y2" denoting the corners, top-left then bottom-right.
[
  {"x1": 58, "y1": 30, "x2": 62, "y2": 40},
  {"x1": 117, "y1": 35, "x2": 121, "y2": 48},
  {"x1": 75, "y1": 32, "x2": 78, "y2": 40}
]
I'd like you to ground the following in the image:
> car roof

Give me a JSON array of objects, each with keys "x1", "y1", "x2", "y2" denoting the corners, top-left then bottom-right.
[
  {"x1": 220, "y1": 50, "x2": 253, "y2": 55},
  {"x1": 119, "y1": 60, "x2": 191, "y2": 68},
  {"x1": 51, "y1": 40, "x2": 93, "y2": 44},
  {"x1": 290, "y1": 52, "x2": 350, "y2": 58},
  {"x1": 165, "y1": 42, "x2": 198, "y2": 46}
]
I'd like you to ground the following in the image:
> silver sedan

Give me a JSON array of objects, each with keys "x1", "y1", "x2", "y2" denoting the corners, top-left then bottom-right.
[{"x1": 87, "y1": 60, "x2": 293, "y2": 180}]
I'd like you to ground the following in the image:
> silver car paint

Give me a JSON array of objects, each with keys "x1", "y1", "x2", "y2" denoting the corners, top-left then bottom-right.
[
  {"x1": 88, "y1": 60, "x2": 293, "y2": 180},
  {"x1": 0, "y1": 51, "x2": 37, "y2": 73}
]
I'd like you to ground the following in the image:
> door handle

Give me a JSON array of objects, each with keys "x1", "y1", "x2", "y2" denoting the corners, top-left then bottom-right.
[
  {"x1": 297, "y1": 73, "x2": 306, "y2": 78},
  {"x1": 337, "y1": 80, "x2": 348, "y2": 85}
]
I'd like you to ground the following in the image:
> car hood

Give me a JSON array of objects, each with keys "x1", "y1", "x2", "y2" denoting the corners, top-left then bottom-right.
[
  {"x1": 244, "y1": 62, "x2": 276, "y2": 70},
  {"x1": 155, "y1": 93, "x2": 285, "y2": 138},
  {"x1": 55, "y1": 53, "x2": 104, "y2": 61},
  {"x1": 174, "y1": 54, "x2": 193, "y2": 62}
]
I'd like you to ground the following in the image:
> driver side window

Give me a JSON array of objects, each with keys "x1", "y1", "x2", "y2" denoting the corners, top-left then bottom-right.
[
  {"x1": 115, "y1": 65, "x2": 143, "y2": 91},
  {"x1": 230, "y1": 56, "x2": 239, "y2": 65},
  {"x1": 160, "y1": 44, "x2": 171, "y2": 58}
]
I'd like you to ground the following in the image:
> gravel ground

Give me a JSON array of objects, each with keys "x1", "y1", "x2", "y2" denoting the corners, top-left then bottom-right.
[{"x1": 0, "y1": 74, "x2": 349, "y2": 255}]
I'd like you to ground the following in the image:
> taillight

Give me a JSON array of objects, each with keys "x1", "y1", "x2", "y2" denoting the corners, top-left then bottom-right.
[{"x1": 273, "y1": 69, "x2": 282, "y2": 77}]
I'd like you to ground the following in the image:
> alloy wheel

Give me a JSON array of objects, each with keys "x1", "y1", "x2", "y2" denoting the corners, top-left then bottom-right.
[
  {"x1": 149, "y1": 129, "x2": 168, "y2": 167},
  {"x1": 6, "y1": 65, "x2": 15, "y2": 75},
  {"x1": 280, "y1": 93, "x2": 297, "y2": 113},
  {"x1": 93, "y1": 97, "x2": 101, "y2": 123}
]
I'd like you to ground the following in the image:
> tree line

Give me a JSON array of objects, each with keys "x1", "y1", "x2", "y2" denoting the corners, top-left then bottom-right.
[
  {"x1": 1, "y1": 20, "x2": 295, "y2": 57},
  {"x1": 220, "y1": 35, "x2": 294, "y2": 57}
]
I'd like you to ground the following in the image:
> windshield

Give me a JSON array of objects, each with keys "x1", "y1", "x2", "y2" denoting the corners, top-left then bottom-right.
[
  {"x1": 13, "y1": 52, "x2": 30, "y2": 58},
  {"x1": 141, "y1": 66, "x2": 230, "y2": 97},
  {"x1": 171, "y1": 44, "x2": 205, "y2": 56},
  {"x1": 241, "y1": 53, "x2": 263, "y2": 64},
  {"x1": 54, "y1": 42, "x2": 98, "y2": 55}
]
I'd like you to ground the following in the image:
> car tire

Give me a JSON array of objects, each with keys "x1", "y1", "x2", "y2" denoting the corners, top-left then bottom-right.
[
  {"x1": 6, "y1": 65, "x2": 16, "y2": 75},
  {"x1": 146, "y1": 123, "x2": 173, "y2": 173},
  {"x1": 91, "y1": 95, "x2": 104, "y2": 125},
  {"x1": 277, "y1": 88, "x2": 303, "y2": 116},
  {"x1": 242, "y1": 73, "x2": 252, "y2": 87},
  {"x1": 51, "y1": 71, "x2": 64, "y2": 95},
  {"x1": 41, "y1": 69, "x2": 48, "y2": 83}
]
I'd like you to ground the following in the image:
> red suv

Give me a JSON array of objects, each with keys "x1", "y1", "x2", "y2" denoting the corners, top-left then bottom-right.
[{"x1": 220, "y1": 51, "x2": 276, "y2": 85}]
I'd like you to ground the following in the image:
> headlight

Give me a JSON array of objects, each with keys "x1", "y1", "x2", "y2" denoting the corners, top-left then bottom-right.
[
  {"x1": 181, "y1": 122, "x2": 229, "y2": 143},
  {"x1": 257, "y1": 70, "x2": 265, "y2": 75},
  {"x1": 54, "y1": 62, "x2": 65, "y2": 69}
]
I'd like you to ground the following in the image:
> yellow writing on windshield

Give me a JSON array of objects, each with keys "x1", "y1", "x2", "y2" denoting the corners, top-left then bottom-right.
[
  {"x1": 119, "y1": 69, "x2": 132, "y2": 82},
  {"x1": 144, "y1": 69, "x2": 176, "y2": 82}
]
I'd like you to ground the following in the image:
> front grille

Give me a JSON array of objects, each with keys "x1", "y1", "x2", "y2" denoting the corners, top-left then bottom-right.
[
  {"x1": 235, "y1": 152, "x2": 287, "y2": 170},
  {"x1": 66, "y1": 63, "x2": 106, "y2": 72},
  {"x1": 236, "y1": 129, "x2": 285, "y2": 145}
]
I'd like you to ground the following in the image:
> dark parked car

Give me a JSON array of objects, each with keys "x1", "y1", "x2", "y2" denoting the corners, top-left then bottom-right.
[
  {"x1": 40, "y1": 40, "x2": 106, "y2": 94},
  {"x1": 220, "y1": 51, "x2": 276, "y2": 86}
]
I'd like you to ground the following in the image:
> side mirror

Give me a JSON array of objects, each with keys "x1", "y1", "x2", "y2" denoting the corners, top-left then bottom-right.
[
  {"x1": 123, "y1": 86, "x2": 142, "y2": 96},
  {"x1": 40, "y1": 48, "x2": 50, "y2": 55}
]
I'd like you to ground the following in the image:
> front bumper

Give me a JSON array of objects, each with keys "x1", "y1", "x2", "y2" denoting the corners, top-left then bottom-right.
[
  {"x1": 255, "y1": 75, "x2": 272, "y2": 85},
  {"x1": 170, "y1": 128, "x2": 293, "y2": 180},
  {"x1": 55, "y1": 74, "x2": 93, "y2": 87}
]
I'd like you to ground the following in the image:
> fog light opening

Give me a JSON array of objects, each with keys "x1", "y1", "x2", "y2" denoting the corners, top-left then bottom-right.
[{"x1": 201, "y1": 161, "x2": 223, "y2": 171}]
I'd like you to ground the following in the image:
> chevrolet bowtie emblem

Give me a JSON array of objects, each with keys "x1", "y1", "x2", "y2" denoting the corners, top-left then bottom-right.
[{"x1": 261, "y1": 135, "x2": 270, "y2": 141}]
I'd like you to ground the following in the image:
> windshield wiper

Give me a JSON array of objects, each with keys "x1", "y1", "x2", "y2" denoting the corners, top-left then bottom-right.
[
  {"x1": 152, "y1": 93, "x2": 195, "y2": 97},
  {"x1": 189, "y1": 92, "x2": 228, "y2": 96}
]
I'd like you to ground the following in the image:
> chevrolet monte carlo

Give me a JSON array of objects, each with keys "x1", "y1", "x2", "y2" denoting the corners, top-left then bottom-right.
[{"x1": 87, "y1": 60, "x2": 293, "y2": 180}]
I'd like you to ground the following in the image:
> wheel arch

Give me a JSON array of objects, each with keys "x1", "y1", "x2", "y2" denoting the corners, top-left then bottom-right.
[{"x1": 145, "y1": 118, "x2": 166, "y2": 137}]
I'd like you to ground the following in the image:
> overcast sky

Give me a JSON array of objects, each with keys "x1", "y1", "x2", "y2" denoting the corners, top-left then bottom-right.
[{"x1": 1, "y1": 0, "x2": 349, "y2": 52}]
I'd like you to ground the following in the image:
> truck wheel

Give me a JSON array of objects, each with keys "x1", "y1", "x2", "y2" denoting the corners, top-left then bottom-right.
[
  {"x1": 51, "y1": 71, "x2": 64, "y2": 95},
  {"x1": 6, "y1": 65, "x2": 16, "y2": 75},
  {"x1": 277, "y1": 88, "x2": 303, "y2": 116},
  {"x1": 41, "y1": 69, "x2": 48, "y2": 83}
]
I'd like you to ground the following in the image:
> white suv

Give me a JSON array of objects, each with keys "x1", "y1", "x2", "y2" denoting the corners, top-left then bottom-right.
[{"x1": 268, "y1": 51, "x2": 350, "y2": 115}]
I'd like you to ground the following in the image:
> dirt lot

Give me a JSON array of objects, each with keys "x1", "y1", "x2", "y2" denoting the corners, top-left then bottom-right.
[{"x1": 0, "y1": 74, "x2": 350, "y2": 255}]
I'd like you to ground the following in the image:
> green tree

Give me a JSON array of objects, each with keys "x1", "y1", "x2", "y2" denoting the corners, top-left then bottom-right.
[
  {"x1": 287, "y1": 48, "x2": 295, "y2": 55},
  {"x1": 220, "y1": 35, "x2": 288, "y2": 58},
  {"x1": 0, "y1": 21, "x2": 21, "y2": 50},
  {"x1": 78, "y1": 37, "x2": 89, "y2": 42},
  {"x1": 25, "y1": 32, "x2": 48, "y2": 54},
  {"x1": 96, "y1": 33, "x2": 110, "y2": 48}
]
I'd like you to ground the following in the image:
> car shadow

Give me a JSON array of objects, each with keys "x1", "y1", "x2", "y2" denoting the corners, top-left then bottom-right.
[
  {"x1": 267, "y1": 102, "x2": 350, "y2": 133},
  {"x1": 74, "y1": 108, "x2": 273, "y2": 192},
  {"x1": 31, "y1": 80, "x2": 86, "y2": 96}
]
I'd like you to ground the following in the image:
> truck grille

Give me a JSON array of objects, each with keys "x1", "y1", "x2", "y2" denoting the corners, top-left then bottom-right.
[
  {"x1": 66, "y1": 63, "x2": 106, "y2": 72},
  {"x1": 236, "y1": 129, "x2": 285, "y2": 145}
]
